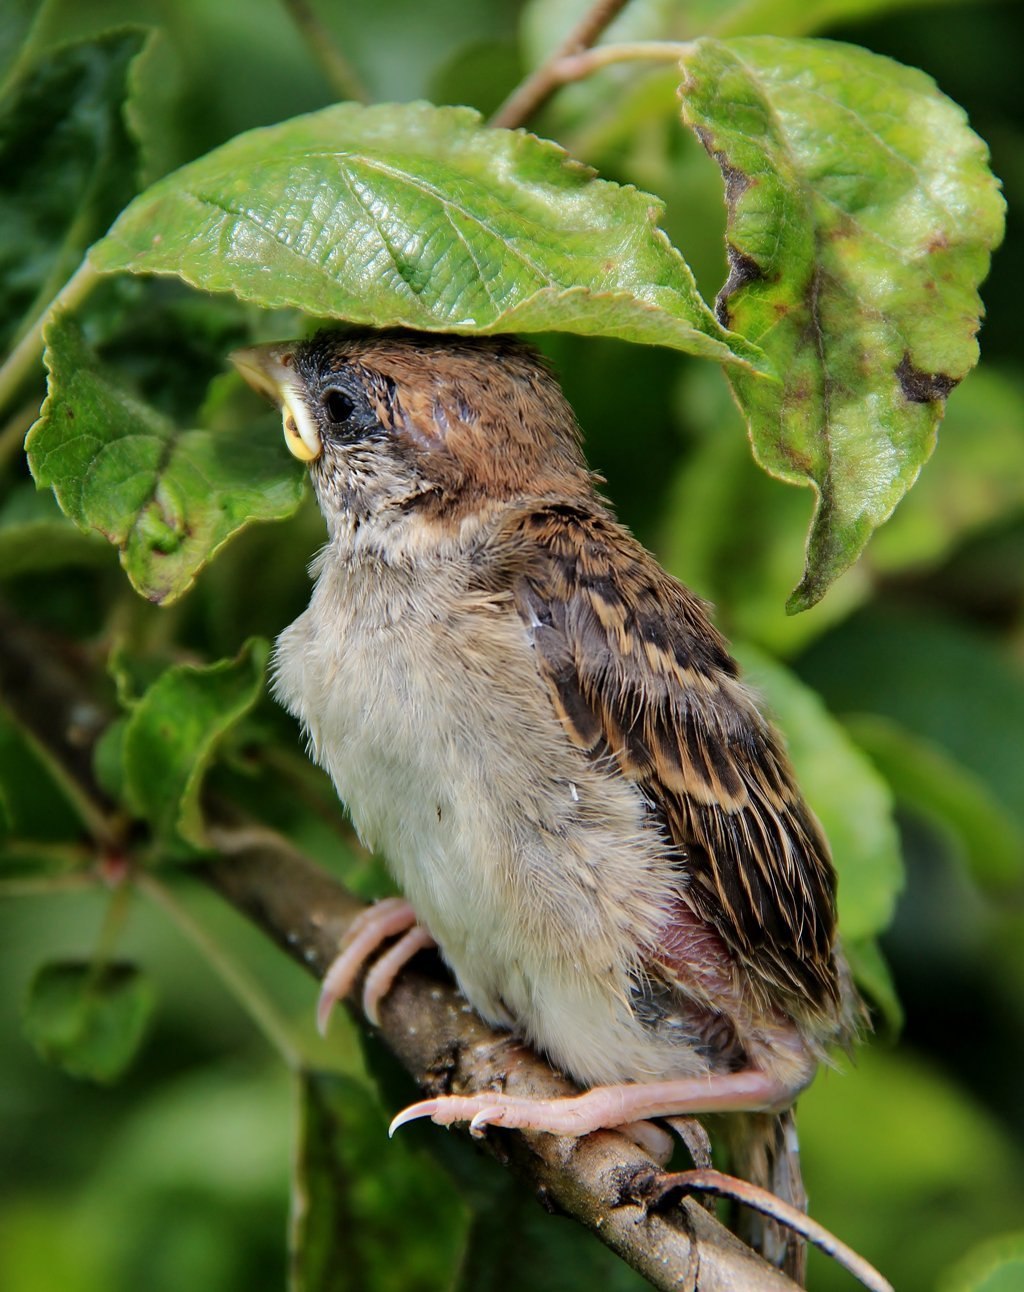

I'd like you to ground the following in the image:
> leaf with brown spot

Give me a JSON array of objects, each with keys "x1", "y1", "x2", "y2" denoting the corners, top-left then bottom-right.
[{"x1": 679, "y1": 37, "x2": 1005, "y2": 611}]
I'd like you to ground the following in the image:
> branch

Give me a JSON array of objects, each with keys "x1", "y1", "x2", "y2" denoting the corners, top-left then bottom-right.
[
  {"x1": 199, "y1": 821, "x2": 801, "y2": 1292},
  {"x1": 490, "y1": 0, "x2": 633, "y2": 130},
  {"x1": 0, "y1": 601, "x2": 796, "y2": 1288}
]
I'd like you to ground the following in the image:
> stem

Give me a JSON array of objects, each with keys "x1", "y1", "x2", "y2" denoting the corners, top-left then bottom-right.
[
  {"x1": 93, "y1": 882, "x2": 134, "y2": 967},
  {"x1": 0, "y1": 399, "x2": 38, "y2": 471},
  {"x1": 490, "y1": 0, "x2": 635, "y2": 129},
  {"x1": 549, "y1": 41, "x2": 693, "y2": 83},
  {"x1": 0, "y1": 697, "x2": 120, "y2": 847},
  {"x1": 137, "y1": 869, "x2": 305, "y2": 1069},
  {"x1": 279, "y1": 0, "x2": 370, "y2": 103},
  {"x1": 0, "y1": 0, "x2": 52, "y2": 99},
  {"x1": 0, "y1": 872, "x2": 97, "y2": 899},
  {"x1": 0, "y1": 259, "x2": 101, "y2": 416}
]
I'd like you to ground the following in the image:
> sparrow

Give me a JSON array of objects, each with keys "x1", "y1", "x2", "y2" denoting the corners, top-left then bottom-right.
[{"x1": 232, "y1": 329, "x2": 859, "y2": 1271}]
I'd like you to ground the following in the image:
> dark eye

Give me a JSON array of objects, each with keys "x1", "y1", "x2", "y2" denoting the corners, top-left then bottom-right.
[{"x1": 323, "y1": 388, "x2": 354, "y2": 424}]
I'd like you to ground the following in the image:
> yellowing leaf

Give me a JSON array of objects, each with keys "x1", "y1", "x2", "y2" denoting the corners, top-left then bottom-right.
[{"x1": 680, "y1": 37, "x2": 1005, "y2": 609}]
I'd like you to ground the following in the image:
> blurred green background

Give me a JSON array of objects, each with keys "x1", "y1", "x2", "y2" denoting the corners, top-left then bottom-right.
[{"x1": 1, "y1": 2, "x2": 1023, "y2": 1290}]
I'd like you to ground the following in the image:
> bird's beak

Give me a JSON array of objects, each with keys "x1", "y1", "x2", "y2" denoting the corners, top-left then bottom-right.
[{"x1": 230, "y1": 344, "x2": 322, "y2": 463}]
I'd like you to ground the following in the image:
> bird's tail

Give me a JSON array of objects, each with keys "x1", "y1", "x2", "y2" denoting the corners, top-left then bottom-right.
[{"x1": 726, "y1": 1109, "x2": 808, "y2": 1285}]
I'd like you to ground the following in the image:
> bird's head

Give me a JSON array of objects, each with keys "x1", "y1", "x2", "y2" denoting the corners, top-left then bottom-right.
[{"x1": 232, "y1": 329, "x2": 594, "y2": 542}]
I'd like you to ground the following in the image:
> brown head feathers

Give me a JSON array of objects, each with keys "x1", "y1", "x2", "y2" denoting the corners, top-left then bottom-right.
[{"x1": 295, "y1": 329, "x2": 597, "y2": 511}]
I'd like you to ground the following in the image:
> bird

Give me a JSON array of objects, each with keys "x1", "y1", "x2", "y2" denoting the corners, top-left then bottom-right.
[{"x1": 232, "y1": 328, "x2": 860, "y2": 1274}]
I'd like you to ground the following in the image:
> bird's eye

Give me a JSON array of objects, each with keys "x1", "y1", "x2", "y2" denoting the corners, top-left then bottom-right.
[{"x1": 323, "y1": 388, "x2": 355, "y2": 424}]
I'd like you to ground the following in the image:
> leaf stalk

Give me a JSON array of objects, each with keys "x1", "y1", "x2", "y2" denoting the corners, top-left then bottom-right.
[
  {"x1": 490, "y1": 0, "x2": 636, "y2": 129},
  {"x1": 0, "y1": 258, "x2": 101, "y2": 417}
]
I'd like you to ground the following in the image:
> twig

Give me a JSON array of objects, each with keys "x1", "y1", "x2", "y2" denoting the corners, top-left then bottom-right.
[
  {"x1": 279, "y1": 0, "x2": 370, "y2": 103},
  {"x1": 0, "y1": 872, "x2": 97, "y2": 899},
  {"x1": 199, "y1": 823, "x2": 801, "y2": 1292},
  {"x1": 0, "y1": 602, "x2": 120, "y2": 847},
  {"x1": 137, "y1": 867, "x2": 306, "y2": 1069},
  {"x1": 0, "y1": 398, "x2": 38, "y2": 471},
  {"x1": 490, "y1": 0, "x2": 635, "y2": 130},
  {"x1": 0, "y1": 601, "x2": 814, "y2": 1290},
  {"x1": 0, "y1": 259, "x2": 100, "y2": 417}
]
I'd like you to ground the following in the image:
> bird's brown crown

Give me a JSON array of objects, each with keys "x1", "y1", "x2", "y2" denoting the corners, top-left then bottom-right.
[{"x1": 296, "y1": 329, "x2": 597, "y2": 507}]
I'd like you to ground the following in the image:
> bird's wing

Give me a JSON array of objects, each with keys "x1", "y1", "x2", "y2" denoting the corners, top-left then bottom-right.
[{"x1": 503, "y1": 502, "x2": 841, "y2": 1021}]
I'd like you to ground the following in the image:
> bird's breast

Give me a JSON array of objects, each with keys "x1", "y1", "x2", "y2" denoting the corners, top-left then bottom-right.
[{"x1": 273, "y1": 552, "x2": 710, "y2": 1084}]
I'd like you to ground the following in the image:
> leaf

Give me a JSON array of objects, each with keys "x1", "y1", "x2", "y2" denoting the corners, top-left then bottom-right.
[
  {"x1": 797, "y1": 609, "x2": 1024, "y2": 833},
  {"x1": 0, "y1": 27, "x2": 152, "y2": 353},
  {"x1": 843, "y1": 936, "x2": 902, "y2": 1037},
  {"x1": 22, "y1": 960, "x2": 155, "y2": 1082},
  {"x1": 679, "y1": 37, "x2": 1005, "y2": 610},
  {"x1": 453, "y1": 1170, "x2": 648, "y2": 1292},
  {"x1": 25, "y1": 314, "x2": 305, "y2": 604},
  {"x1": 292, "y1": 1071, "x2": 466, "y2": 1292},
  {"x1": 121, "y1": 640, "x2": 268, "y2": 848},
  {"x1": 846, "y1": 714, "x2": 1023, "y2": 891},
  {"x1": 0, "y1": 484, "x2": 110, "y2": 577},
  {"x1": 941, "y1": 1232, "x2": 1024, "y2": 1292},
  {"x1": 92, "y1": 716, "x2": 128, "y2": 804},
  {"x1": 89, "y1": 100, "x2": 763, "y2": 369},
  {"x1": 660, "y1": 363, "x2": 868, "y2": 656},
  {"x1": 866, "y1": 366, "x2": 1024, "y2": 575},
  {"x1": 735, "y1": 642, "x2": 903, "y2": 943}
]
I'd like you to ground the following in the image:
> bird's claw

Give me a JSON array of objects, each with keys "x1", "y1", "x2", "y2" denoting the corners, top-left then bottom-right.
[{"x1": 317, "y1": 897, "x2": 430, "y2": 1034}]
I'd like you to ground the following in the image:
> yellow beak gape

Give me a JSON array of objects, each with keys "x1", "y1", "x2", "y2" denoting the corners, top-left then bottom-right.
[
  {"x1": 280, "y1": 397, "x2": 322, "y2": 463},
  {"x1": 230, "y1": 344, "x2": 323, "y2": 463}
]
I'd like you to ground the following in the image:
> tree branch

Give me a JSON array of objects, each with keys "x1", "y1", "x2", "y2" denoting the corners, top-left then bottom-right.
[
  {"x1": 199, "y1": 821, "x2": 801, "y2": 1292},
  {"x1": 0, "y1": 602, "x2": 814, "y2": 1289}
]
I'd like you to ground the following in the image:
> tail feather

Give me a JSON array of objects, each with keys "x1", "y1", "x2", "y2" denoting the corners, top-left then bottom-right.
[{"x1": 727, "y1": 1109, "x2": 807, "y2": 1285}]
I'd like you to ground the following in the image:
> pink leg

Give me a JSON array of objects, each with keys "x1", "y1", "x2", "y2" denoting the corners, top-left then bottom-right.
[
  {"x1": 318, "y1": 898, "x2": 432, "y2": 1034},
  {"x1": 388, "y1": 1069, "x2": 795, "y2": 1139}
]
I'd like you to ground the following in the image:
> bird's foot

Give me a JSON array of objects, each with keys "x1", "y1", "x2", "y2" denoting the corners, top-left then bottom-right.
[
  {"x1": 318, "y1": 897, "x2": 435, "y2": 1033},
  {"x1": 389, "y1": 1069, "x2": 794, "y2": 1138}
]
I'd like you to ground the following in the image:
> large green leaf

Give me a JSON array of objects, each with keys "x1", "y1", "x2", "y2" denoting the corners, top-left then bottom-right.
[
  {"x1": 0, "y1": 28, "x2": 151, "y2": 354},
  {"x1": 22, "y1": 959, "x2": 155, "y2": 1083},
  {"x1": 797, "y1": 609, "x2": 1024, "y2": 832},
  {"x1": 735, "y1": 642, "x2": 903, "y2": 943},
  {"x1": 845, "y1": 714, "x2": 1024, "y2": 891},
  {"x1": 942, "y1": 1233, "x2": 1024, "y2": 1292},
  {"x1": 679, "y1": 37, "x2": 1005, "y2": 610},
  {"x1": 89, "y1": 100, "x2": 762, "y2": 368},
  {"x1": 121, "y1": 640, "x2": 268, "y2": 848},
  {"x1": 660, "y1": 364, "x2": 868, "y2": 656},
  {"x1": 25, "y1": 314, "x2": 304, "y2": 604}
]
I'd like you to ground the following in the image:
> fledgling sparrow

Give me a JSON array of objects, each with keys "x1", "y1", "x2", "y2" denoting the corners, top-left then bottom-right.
[{"x1": 233, "y1": 330, "x2": 859, "y2": 1273}]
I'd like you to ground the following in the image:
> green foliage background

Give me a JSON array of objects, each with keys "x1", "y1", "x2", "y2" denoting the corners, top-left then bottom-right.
[{"x1": 1, "y1": 2, "x2": 1022, "y2": 1290}]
